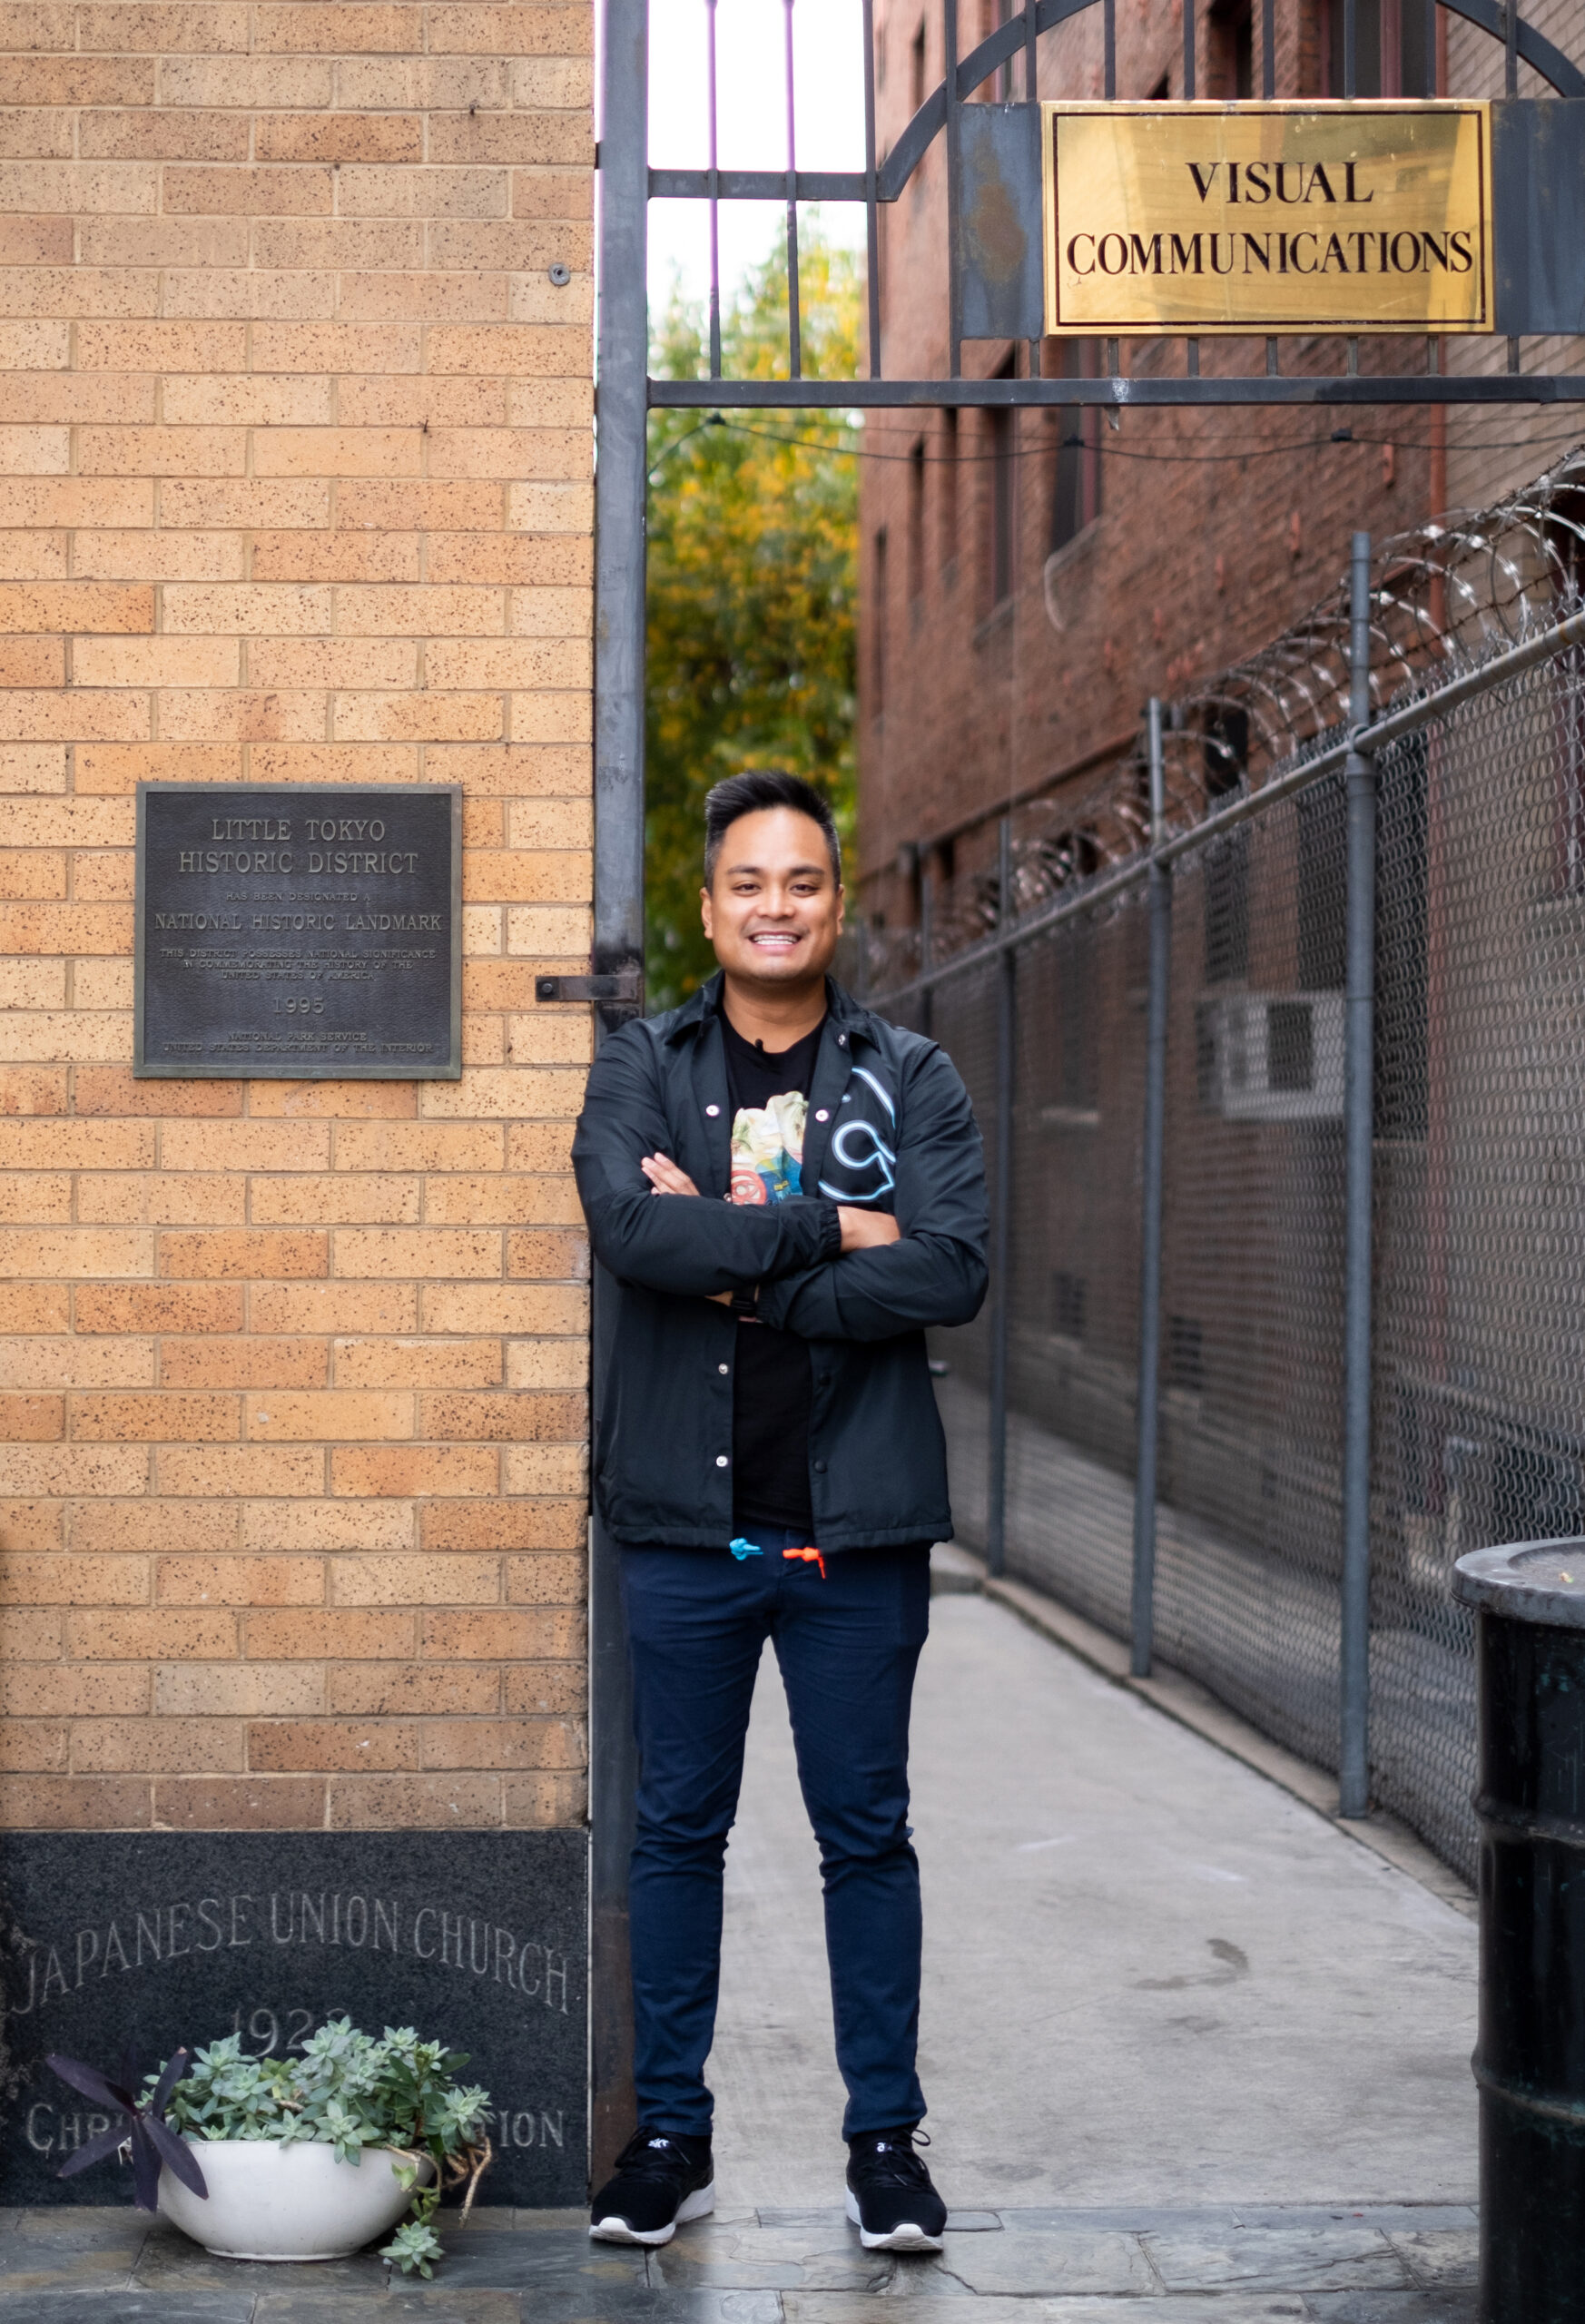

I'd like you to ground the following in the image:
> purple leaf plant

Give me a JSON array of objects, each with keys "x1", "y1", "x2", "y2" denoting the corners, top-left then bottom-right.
[{"x1": 44, "y1": 2048, "x2": 209, "y2": 2212}]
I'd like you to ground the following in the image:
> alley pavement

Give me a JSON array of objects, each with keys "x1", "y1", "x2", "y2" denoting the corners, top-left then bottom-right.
[{"x1": 0, "y1": 1590, "x2": 1480, "y2": 2320}]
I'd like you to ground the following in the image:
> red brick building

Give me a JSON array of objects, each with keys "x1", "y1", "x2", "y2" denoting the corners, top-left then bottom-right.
[{"x1": 855, "y1": 0, "x2": 1575, "y2": 941}]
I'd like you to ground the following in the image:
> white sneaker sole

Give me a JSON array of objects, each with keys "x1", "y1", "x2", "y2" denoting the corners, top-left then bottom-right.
[
  {"x1": 590, "y1": 2182, "x2": 715, "y2": 2246},
  {"x1": 844, "y1": 2186, "x2": 945, "y2": 2252}
]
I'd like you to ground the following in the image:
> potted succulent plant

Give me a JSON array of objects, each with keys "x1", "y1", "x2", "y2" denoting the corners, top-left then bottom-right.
[{"x1": 48, "y1": 2018, "x2": 492, "y2": 2277}]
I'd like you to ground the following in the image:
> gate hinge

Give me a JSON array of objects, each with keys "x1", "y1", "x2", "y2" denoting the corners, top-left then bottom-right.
[{"x1": 536, "y1": 970, "x2": 644, "y2": 1004}]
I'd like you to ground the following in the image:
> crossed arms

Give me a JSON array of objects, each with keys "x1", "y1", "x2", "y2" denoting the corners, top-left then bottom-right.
[{"x1": 571, "y1": 1025, "x2": 989, "y2": 1344}]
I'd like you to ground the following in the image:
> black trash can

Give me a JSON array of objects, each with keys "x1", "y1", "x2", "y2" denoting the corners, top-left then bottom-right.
[{"x1": 1454, "y1": 1540, "x2": 1585, "y2": 2324}]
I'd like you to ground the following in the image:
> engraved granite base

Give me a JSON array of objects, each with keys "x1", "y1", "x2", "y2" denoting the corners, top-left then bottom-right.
[{"x1": 0, "y1": 1829, "x2": 586, "y2": 2207}]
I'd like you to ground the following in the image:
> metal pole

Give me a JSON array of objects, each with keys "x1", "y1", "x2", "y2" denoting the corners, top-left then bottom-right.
[
  {"x1": 944, "y1": 0, "x2": 962, "y2": 379},
  {"x1": 986, "y1": 816, "x2": 1015, "y2": 1578},
  {"x1": 1340, "y1": 529, "x2": 1375, "y2": 1820},
  {"x1": 591, "y1": 0, "x2": 648, "y2": 2185},
  {"x1": 1130, "y1": 701, "x2": 1171, "y2": 1679}
]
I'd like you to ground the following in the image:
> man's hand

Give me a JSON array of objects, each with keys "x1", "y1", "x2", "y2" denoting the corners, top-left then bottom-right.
[
  {"x1": 839, "y1": 1206, "x2": 901, "y2": 1253},
  {"x1": 642, "y1": 1153, "x2": 701, "y2": 1197}
]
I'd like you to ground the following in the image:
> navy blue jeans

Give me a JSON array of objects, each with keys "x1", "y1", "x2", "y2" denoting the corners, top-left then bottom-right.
[{"x1": 620, "y1": 1529, "x2": 931, "y2": 2141}]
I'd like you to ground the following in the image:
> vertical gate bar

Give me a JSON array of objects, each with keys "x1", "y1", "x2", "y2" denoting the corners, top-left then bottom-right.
[
  {"x1": 1261, "y1": 0, "x2": 1275, "y2": 391},
  {"x1": 1028, "y1": 0, "x2": 1044, "y2": 373},
  {"x1": 1340, "y1": 527, "x2": 1375, "y2": 1821},
  {"x1": 945, "y1": 0, "x2": 962, "y2": 378},
  {"x1": 705, "y1": 0, "x2": 721, "y2": 379},
  {"x1": 920, "y1": 852, "x2": 935, "y2": 1039},
  {"x1": 862, "y1": 0, "x2": 882, "y2": 378},
  {"x1": 1503, "y1": 0, "x2": 1517, "y2": 91},
  {"x1": 591, "y1": 0, "x2": 649, "y2": 2184},
  {"x1": 1344, "y1": 0, "x2": 1356, "y2": 93},
  {"x1": 1130, "y1": 701, "x2": 1171, "y2": 1679},
  {"x1": 1426, "y1": 0, "x2": 1437, "y2": 91},
  {"x1": 986, "y1": 816, "x2": 1015, "y2": 1580},
  {"x1": 783, "y1": 0, "x2": 802, "y2": 379},
  {"x1": 1103, "y1": 0, "x2": 1116, "y2": 96},
  {"x1": 1182, "y1": 0, "x2": 1196, "y2": 379}
]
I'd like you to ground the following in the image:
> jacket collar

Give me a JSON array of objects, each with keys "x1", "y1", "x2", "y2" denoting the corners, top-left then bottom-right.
[{"x1": 662, "y1": 969, "x2": 877, "y2": 1048}]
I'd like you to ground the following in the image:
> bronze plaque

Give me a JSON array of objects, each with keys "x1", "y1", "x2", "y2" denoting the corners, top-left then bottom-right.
[
  {"x1": 135, "y1": 783, "x2": 462, "y2": 1078},
  {"x1": 1043, "y1": 100, "x2": 1493, "y2": 335}
]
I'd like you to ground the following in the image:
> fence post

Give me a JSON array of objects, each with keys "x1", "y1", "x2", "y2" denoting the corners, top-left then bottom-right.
[
  {"x1": 985, "y1": 815, "x2": 1015, "y2": 1578},
  {"x1": 1130, "y1": 700, "x2": 1171, "y2": 1678},
  {"x1": 1341, "y1": 529, "x2": 1376, "y2": 1819}
]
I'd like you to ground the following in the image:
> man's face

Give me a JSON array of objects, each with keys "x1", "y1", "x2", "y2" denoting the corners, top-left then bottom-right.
[{"x1": 701, "y1": 806, "x2": 844, "y2": 990}]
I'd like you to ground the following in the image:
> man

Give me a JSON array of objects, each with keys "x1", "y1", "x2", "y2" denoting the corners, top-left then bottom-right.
[{"x1": 572, "y1": 771, "x2": 988, "y2": 2253}]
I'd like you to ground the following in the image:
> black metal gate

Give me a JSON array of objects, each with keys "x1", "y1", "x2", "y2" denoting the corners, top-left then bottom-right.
[{"x1": 586, "y1": 0, "x2": 1585, "y2": 2174}]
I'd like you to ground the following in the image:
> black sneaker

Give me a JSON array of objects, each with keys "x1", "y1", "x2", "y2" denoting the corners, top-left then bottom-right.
[
  {"x1": 845, "y1": 2128, "x2": 948, "y2": 2251},
  {"x1": 589, "y1": 2127, "x2": 714, "y2": 2246}
]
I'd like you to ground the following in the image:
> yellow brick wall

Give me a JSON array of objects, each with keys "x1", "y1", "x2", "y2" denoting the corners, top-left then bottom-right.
[{"x1": 0, "y1": 0, "x2": 595, "y2": 1833}]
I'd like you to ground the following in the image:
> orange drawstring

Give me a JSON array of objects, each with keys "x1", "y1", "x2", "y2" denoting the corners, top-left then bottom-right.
[{"x1": 783, "y1": 1546, "x2": 826, "y2": 1579}]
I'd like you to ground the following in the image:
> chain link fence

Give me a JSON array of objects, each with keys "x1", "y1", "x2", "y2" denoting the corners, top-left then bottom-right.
[{"x1": 862, "y1": 453, "x2": 1585, "y2": 1882}]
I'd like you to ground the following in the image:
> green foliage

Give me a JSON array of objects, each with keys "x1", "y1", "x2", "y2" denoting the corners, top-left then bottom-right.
[
  {"x1": 645, "y1": 222, "x2": 860, "y2": 1010},
  {"x1": 152, "y1": 2019, "x2": 492, "y2": 2278}
]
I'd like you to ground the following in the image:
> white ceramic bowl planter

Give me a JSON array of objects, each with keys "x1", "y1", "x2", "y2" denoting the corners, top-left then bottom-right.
[{"x1": 157, "y1": 2138, "x2": 436, "y2": 2262}]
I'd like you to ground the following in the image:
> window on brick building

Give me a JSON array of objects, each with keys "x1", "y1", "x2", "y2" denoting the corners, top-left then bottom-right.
[
  {"x1": 1049, "y1": 342, "x2": 1101, "y2": 554},
  {"x1": 1323, "y1": 0, "x2": 1434, "y2": 94},
  {"x1": 940, "y1": 409, "x2": 960, "y2": 576},
  {"x1": 907, "y1": 438, "x2": 926, "y2": 608},
  {"x1": 1208, "y1": 0, "x2": 1254, "y2": 97},
  {"x1": 871, "y1": 527, "x2": 889, "y2": 715}
]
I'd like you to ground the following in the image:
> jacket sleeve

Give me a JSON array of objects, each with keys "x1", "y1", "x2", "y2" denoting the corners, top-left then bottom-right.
[
  {"x1": 572, "y1": 1020, "x2": 842, "y2": 1297},
  {"x1": 754, "y1": 1042, "x2": 989, "y2": 1342}
]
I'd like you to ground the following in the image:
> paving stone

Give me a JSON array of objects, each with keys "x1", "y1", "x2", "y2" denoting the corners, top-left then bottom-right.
[
  {"x1": 936, "y1": 2230, "x2": 1155, "y2": 2298},
  {"x1": 1001, "y1": 2209, "x2": 1243, "y2": 2237},
  {"x1": 1305, "y1": 2290, "x2": 1479, "y2": 2323},
  {"x1": 0, "y1": 2240, "x2": 144, "y2": 2291},
  {"x1": 788, "y1": 2296, "x2": 1309, "y2": 2323},
  {"x1": 0, "y1": 2296, "x2": 253, "y2": 2323},
  {"x1": 382, "y1": 2227, "x2": 646, "y2": 2298},
  {"x1": 130, "y1": 2228, "x2": 387, "y2": 2296},
  {"x1": 940, "y1": 2217, "x2": 1001, "y2": 2233},
  {"x1": 257, "y1": 2290, "x2": 521, "y2": 2322},
  {"x1": 1383, "y1": 2232, "x2": 1477, "y2": 2290},
  {"x1": 1229, "y1": 2211, "x2": 1476, "y2": 2237},
  {"x1": 649, "y1": 2221, "x2": 882, "y2": 2291},
  {"x1": 1142, "y1": 2230, "x2": 1407, "y2": 2296}
]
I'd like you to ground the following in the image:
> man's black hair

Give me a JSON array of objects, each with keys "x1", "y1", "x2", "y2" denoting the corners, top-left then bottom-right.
[{"x1": 703, "y1": 770, "x2": 842, "y2": 890}]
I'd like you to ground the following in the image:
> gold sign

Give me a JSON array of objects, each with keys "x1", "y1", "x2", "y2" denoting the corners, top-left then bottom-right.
[{"x1": 1043, "y1": 101, "x2": 1493, "y2": 335}]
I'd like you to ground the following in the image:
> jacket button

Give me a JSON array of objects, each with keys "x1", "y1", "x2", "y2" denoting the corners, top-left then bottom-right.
[
  {"x1": 705, "y1": 1104, "x2": 720, "y2": 1117},
  {"x1": 718, "y1": 1363, "x2": 729, "y2": 1374},
  {"x1": 715, "y1": 1454, "x2": 729, "y2": 1468},
  {"x1": 817, "y1": 1374, "x2": 830, "y2": 1386},
  {"x1": 814, "y1": 1108, "x2": 829, "y2": 1122},
  {"x1": 813, "y1": 1460, "x2": 827, "y2": 1474}
]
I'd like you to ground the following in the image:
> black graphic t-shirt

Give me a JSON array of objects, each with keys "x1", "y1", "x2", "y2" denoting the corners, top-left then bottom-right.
[{"x1": 720, "y1": 1009, "x2": 824, "y2": 1533}]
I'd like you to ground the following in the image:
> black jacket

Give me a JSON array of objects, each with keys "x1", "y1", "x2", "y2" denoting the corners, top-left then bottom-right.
[{"x1": 572, "y1": 972, "x2": 989, "y2": 1551}]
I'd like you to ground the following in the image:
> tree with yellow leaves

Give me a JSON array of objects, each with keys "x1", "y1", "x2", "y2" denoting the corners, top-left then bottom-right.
[{"x1": 645, "y1": 225, "x2": 860, "y2": 1010}]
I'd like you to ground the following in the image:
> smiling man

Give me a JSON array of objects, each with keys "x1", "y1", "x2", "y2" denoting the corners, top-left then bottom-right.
[{"x1": 572, "y1": 771, "x2": 988, "y2": 2254}]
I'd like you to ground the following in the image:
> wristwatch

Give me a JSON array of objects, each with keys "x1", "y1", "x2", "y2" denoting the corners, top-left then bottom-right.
[{"x1": 730, "y1": 1285, "x2": 760, "y2": 1319}]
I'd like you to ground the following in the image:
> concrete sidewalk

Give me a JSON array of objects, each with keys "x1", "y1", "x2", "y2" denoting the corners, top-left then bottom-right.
[
  {"x1": 0, "y1": 1587, "x2": 1480, "y2": 2320},
  {"x1": 714, "y1": 1589, "x2": 1476, "y2": 2211}
]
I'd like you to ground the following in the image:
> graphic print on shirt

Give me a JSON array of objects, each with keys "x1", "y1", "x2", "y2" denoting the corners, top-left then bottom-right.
[
  {"x1": 730, "y1": 1089, "x2": 806, "y2": 1206},
  {"x1": 818, "y1": 1066, "x2": 897, "y2": 1204}
]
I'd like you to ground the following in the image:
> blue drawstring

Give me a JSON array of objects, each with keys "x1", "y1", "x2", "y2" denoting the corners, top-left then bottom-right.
[{"x1": 728, "y1": 1537, "x2": 763, "y2": 1561}]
